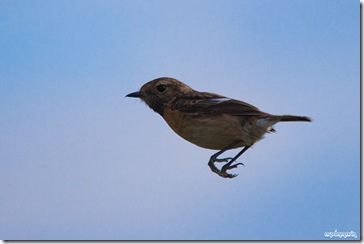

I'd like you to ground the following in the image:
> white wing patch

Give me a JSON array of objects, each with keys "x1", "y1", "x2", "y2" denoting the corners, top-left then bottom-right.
[{"x1": 205, "y1": 97, "x2": 232, "y2": 104}]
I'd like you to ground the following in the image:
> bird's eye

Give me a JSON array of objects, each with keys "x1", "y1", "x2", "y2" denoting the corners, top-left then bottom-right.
[{"x1": 156, "y1": 84, "x2": 166, "y2": 92}]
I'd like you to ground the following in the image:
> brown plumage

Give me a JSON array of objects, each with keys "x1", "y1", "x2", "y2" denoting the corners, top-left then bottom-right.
[{"x1": 126, "y1": 77, "x2": 311, "y2": 178}]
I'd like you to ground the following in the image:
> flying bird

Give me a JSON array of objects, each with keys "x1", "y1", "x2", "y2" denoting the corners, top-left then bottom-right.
[{"x1": 126, "y1": 77, "x2": 311, "y2": 178}]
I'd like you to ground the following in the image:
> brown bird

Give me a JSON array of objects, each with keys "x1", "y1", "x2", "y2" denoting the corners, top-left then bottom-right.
[{"x1": 126, "y1": 77, "x2": 311, "y2": 178}]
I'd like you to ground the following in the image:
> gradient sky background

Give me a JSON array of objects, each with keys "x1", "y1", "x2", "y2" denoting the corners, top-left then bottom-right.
[{"x1": 0, "y1": 0, "x2": 359, "y2": 240}]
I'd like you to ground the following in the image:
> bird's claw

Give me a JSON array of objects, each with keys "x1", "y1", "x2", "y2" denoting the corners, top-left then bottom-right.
[
  {"x1": 208, "y1": 158, "x2": 245, "y2": 179},
  {"x1": 220, "y1": 163, "x2": 244, "y2": 178},
  {"x1": 220, "y1": 172, "x2": 239, "y2": 178},
  {"x1": 222, "y1": 162, "x2": 244, "y2": 171}
]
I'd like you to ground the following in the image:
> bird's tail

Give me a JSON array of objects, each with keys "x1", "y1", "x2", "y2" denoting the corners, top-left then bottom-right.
[{"x1": 277, "y1": 115, "x2": 312, "y2": 122}]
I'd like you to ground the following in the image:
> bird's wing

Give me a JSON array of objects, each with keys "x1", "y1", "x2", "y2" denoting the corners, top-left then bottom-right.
[{"x1": 173, "y1": 92, "x2": 270, "y2": 117}]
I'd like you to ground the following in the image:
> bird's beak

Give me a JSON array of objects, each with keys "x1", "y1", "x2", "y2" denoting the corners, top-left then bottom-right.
[{"x1": 126, "y1": 91, "x2": 143, "y2": 98}]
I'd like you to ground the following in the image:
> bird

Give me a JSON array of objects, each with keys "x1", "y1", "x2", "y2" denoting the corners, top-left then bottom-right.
[{"x1": 126, "y1": 77, "x2": 311, "y2": 178}]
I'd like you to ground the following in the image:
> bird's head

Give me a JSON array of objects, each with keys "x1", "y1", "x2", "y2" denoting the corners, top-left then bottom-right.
[{"x1": 126, "y1": 77, "x2": 194, "y2": 116}]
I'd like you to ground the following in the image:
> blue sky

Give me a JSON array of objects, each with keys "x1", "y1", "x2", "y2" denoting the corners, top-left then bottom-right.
[{"x1": 0, "y1": 0, "x2": 359, "y2": 240}]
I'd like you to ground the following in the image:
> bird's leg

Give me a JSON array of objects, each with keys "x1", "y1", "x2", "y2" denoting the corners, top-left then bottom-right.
[
  {"x1": 208, "y1": 140, "x2": 246, "y2": 178},
  {"x1": 220, "y1": 145, "x2": 251, "y2": 177},
  {"x1": 208, "y1": 141, "x2": 240, "y2": 177},
  {"x1": 214, "y1": 157, "x2": 233, "y2": 163}
]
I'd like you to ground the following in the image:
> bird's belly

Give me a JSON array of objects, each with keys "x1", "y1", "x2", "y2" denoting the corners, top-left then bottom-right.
[{"x1": 163, "y1": 109, "x2": 264, "y2": 150}]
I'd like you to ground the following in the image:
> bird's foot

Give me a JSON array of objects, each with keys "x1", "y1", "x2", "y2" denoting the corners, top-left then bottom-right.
[{"x1": 208, "y1": 157, "x2": 244, "y2": 179}]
